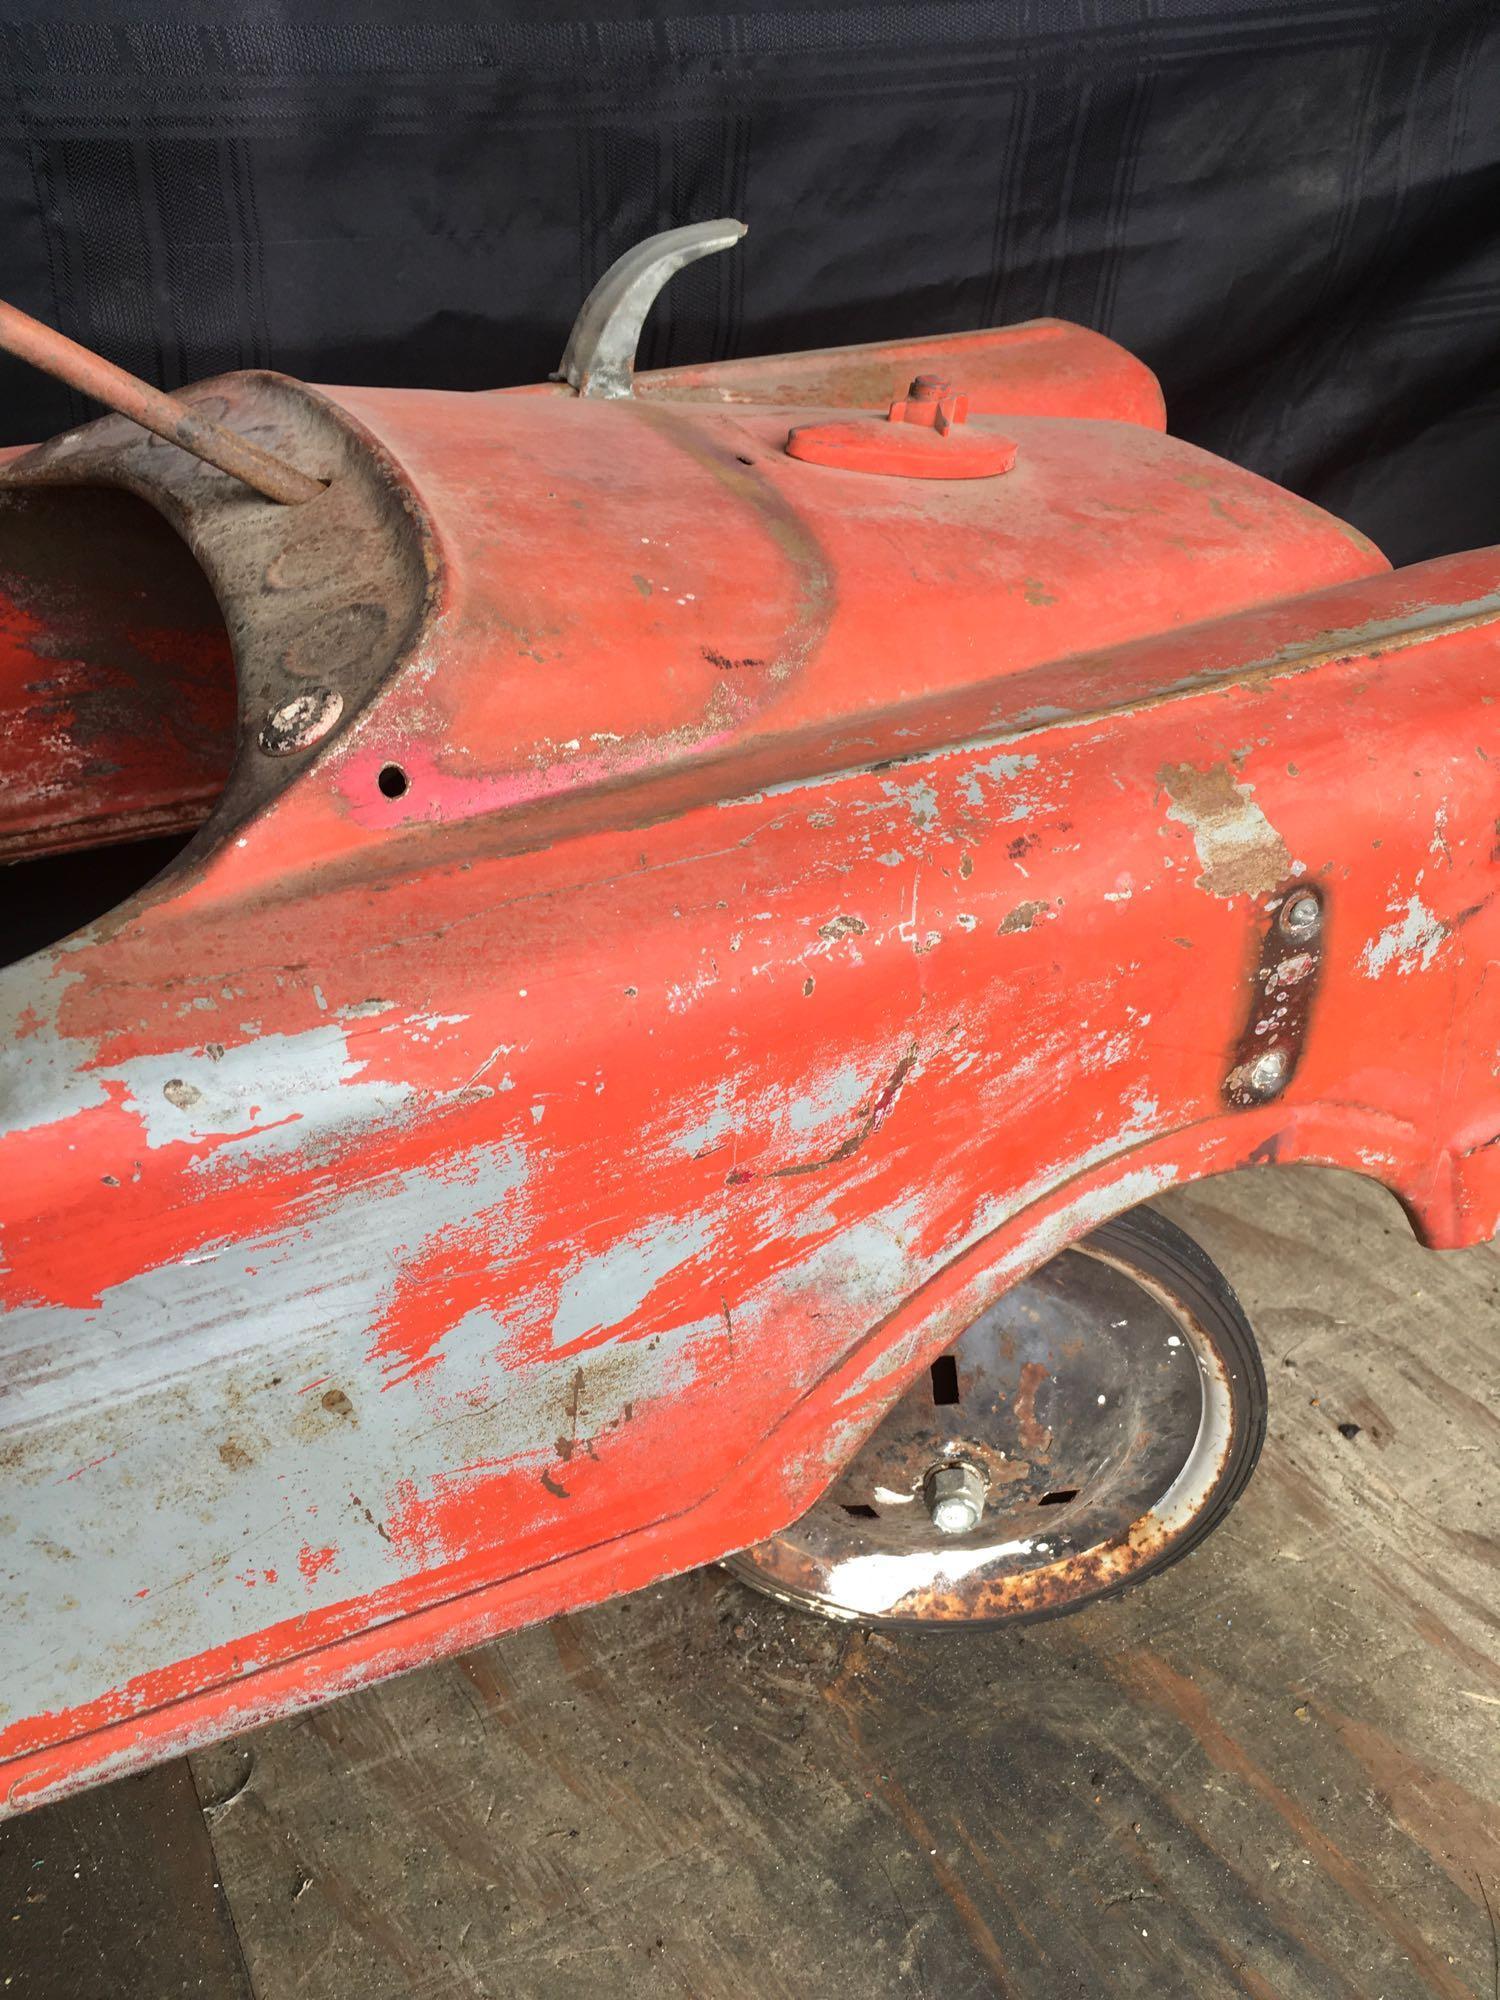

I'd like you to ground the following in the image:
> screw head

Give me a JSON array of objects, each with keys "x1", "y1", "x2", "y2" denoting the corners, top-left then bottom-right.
[
  {"x1": 924, "y1": 1459, "x2": 986, "y2": 1536},
  {"x1": 259, "y1": 687, "x2": 343, "y2": 756},
  {"x1": 1278, "y1": 891, "x2": 1321, "y2": 941},
  {"x1": 1246, "y1": 1047, "x2": 1289, "y2": 1099}
]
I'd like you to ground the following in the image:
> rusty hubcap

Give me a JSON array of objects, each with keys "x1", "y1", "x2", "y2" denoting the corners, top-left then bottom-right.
[{"x1": 725, "y1": 1208, "x2": 1265, "y2": 1627}]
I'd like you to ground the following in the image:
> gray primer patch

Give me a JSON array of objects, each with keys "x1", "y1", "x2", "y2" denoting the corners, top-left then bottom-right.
[
  {"x1": 673, "y1": 1078, "x2": 736, "y2": 1156},
  {"x1": 0, "y1": 1251, "x2": 706, "y2": 1727},
  {"x1": 551, "y1": 1217, "x2": 712, "y2": 1349},
  {"x1": 0, "y1": 959, "x2": 106, "y2": 1137},
  {"x1": 957, "y1": 751, "x2": 1041, "y2": 815},
  {"x1": 0, "y1": 969, "x2": 418, "y2": 1168},
  {"x1": 786, "y1": 1060, "x2": 873, "y2": 1136},
  {"x1": 1360, "y1": 893, "x2": 1449, "y2": 978},
  {"x1": 0, "y1": 1137, "x2": 568, "y2": 1723},
  {"x1": 0, "y1": 1141, "x2": 531, "y2": 1423},
  {"x1": 121, "y1": 1021, "x2": 417, "y2": 1162},
  {"x1": 878, "y1": 776, "x2": 939, "y2": 831}
]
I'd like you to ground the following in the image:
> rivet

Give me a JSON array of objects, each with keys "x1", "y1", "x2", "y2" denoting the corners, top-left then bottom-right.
[
  {"x1": 1278, "y1": 891, "x2": 1321, "y2": 942},
  {"x1": 1246, "y1": 1047, "x2": 1290, "y2": 1100}
]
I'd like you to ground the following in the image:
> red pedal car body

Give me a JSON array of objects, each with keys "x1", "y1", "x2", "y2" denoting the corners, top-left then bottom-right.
[{"x1": 0, "y1": 225, "x2": 1494, "y2": 1813}]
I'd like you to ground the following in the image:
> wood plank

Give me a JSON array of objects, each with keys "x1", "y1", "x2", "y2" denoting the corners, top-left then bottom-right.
[{"x1": 0, "y1": 1756, "x2": 253, "y2": 1999}]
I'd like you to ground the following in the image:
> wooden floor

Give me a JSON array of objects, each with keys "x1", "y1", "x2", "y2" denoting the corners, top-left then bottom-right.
[{"x1": 3, "y1": 1167, "x2": 1497, "y2": 1998}]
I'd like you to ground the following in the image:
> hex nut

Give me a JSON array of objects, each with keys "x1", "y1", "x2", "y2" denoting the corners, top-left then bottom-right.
[{"x1": 924, "y1": 1459, "x2": 987, "y2": 1535}]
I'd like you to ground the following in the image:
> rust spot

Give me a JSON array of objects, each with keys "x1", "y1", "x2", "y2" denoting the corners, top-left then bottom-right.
[
  {"x1": 771, "y1": 1048, "x2": 917, "y2": 1179},
  {"x1": 998, "y1": 899, "x2": 1049, "y2": 935},
  {"x1": 1224, "y1": 883, "x2": 1324, "y2": 1108},
  {"x1": 163, "y1": 1077, "x2": 201, "y2": 1111},
  {"x1": 701, "y1": 646, "x2": 766, "y2": 671},
  {"x1": 1161, "y1": 762, "x2": 1291, "y2": 899},
  {"x1": 1013, "y1": 1360, "x2": 1053, "y2": 1456},
  {"x1": 321, "y1": 1388, "x2": 354, "y2": 1419},
  {"x1": 217, "y1": 1439, "x2": 253, "y2": 1471},
  {"x1": 818, "y1": 914, "x2": 867, "y2": 942}
]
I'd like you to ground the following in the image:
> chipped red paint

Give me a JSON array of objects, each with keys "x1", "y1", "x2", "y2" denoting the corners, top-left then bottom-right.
[
  {"x1": 296, "y1": 1545, "x2": 338, "y2": 1585},
  {"x1": 0, "y1": 312, "x2": 1496, "y2": 1816}
]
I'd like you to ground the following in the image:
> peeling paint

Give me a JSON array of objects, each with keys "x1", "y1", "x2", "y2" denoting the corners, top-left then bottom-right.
[
  {"x1": 958, "y1": 751, "x2": 1040, "y2": 815},
  {"x1": 551, "y1": 1218, "x2": 712, "y2": 1349},
  {"x1": 1161, "y1": 763, "x2": 1291, "y2": 899},
  {"x1": 787, "y1": 1062, "x2": 873, "y2": 1136},
  {"x1": 1361, "y1": 894, "x2": 1449, "y2": 978}
]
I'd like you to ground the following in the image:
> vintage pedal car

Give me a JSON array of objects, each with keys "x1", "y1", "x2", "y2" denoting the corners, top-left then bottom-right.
[{"x1": 0, "y1": 224, "x2": 1495, "y2": 1813}]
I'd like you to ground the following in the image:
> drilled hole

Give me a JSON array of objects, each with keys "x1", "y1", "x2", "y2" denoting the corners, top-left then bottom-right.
[
  {"x1": 1037, "y1": 1488, "x2": 1079, "y2": 1506},
  {"x1": 929, "y1": 1355, "x2": 960, "y2": 1405},
  {"x1": 378, "y1": 763, "x2": 409, "y2": 800},
  {"x1": 841, "y1": 1503, "x2": 879, "y2": 1520}
]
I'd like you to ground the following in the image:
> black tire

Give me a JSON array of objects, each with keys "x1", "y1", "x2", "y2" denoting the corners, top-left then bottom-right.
[{"x1": 1040, "y1": 1204, "x2": 1268, "y2": 1617}]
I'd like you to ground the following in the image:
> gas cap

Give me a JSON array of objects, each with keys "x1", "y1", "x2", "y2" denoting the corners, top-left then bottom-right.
[{"x1": 785, "y1": 373, "x2": 1018, "y2": 479}]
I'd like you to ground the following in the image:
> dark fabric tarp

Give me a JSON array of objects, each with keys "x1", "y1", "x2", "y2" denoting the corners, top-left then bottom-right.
[{"x1": 1, "y1": 0, "x2": 1497, "y2": 562}]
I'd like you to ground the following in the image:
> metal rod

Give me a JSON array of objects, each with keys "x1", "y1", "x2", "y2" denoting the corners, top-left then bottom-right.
[{"x1": 0, "y1": 298, "x2": 325, "y2": 506}]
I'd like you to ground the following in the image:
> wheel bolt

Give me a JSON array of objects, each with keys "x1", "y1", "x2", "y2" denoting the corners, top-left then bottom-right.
[{"x1": 924, "y1": 1459, "x2": 986, "y2": 1535}]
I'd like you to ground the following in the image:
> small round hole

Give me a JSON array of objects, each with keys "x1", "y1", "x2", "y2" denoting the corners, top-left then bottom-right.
[{"x1": 378, "y1": 763, "x2": 409, "y2": 800}]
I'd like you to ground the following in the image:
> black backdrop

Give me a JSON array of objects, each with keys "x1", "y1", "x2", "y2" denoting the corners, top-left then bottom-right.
[{"x1": 2, "y1": 0, "x2": 1498, "y2": 564}]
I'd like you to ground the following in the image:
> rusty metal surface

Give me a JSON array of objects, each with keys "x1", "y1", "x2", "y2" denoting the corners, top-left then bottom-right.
[
  {"x1": 1224, "y1": 882, "x2": 1326, "y2": 1107},
  {"x1": 726, "y1": 1210, "x2": 1260, "y2": 1625},
  {"x1": 0, "y1": 301, "x2": 1495, "y2": 1815}
]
